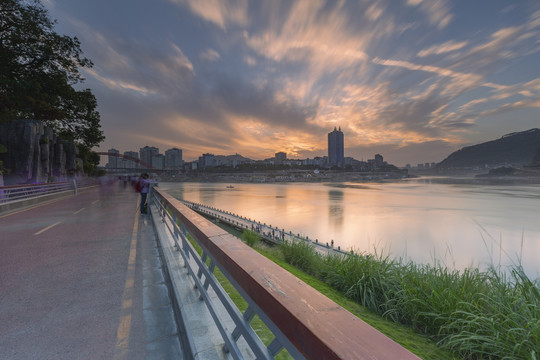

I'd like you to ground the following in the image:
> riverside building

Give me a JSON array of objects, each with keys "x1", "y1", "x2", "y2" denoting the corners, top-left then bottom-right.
[
  {"x1": 328, "y1": 127, "x2": 344, "y2": 167},
  {"x1": 140, "y1": 146, "x2": 159, "y2": 168}
]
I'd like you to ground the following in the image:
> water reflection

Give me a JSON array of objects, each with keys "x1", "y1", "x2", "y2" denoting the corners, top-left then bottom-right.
[
  {"x1": 199, "y1": 185, "x2": 216, "y2": 204},
  {"x1": 159, "y1": 181, "x2": 540, "y2": 278},
  {"x1": 328, "y1": 190, "x2": 344, "y2": 229}
]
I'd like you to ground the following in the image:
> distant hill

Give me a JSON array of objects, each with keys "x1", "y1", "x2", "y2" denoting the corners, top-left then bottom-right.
[{"x1": 437, "y1": 129, "x2": 540, "y2": 169}]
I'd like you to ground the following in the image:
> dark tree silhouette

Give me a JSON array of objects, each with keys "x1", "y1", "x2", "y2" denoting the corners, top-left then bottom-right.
[{"x1": 0, "y1": 0, "x2": 104, "y2": 149}]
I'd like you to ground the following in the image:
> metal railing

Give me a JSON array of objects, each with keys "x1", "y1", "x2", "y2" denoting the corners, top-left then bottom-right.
[
  {"x1": 180, "y1": 200, "x2": 351, "y2": 256},
  {"x1": 150, "y1": 187, "x2": 420, "y2": 359},
  {"x1": 0, "y1": 179, "x2": 98, "y2": 205}
]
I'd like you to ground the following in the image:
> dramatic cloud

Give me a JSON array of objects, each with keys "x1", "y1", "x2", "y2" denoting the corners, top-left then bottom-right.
[
  {"x1": 406, "y1": 0, "x2": 453, "y2": 29},
  {"x1": 168, "y1": 0, "x2": 249, "y2": 29},
  {"x1": 418, "y1": 40, "x2": 468, "y2": 57},
  {"x1": 45, "y1": 0, "x2": 540, "y2": 165}
]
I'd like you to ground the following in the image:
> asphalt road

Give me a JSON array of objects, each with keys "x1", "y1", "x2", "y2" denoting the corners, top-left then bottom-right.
[{"x1": 0, "y1": 182, "x2": 182, "y2": 360}]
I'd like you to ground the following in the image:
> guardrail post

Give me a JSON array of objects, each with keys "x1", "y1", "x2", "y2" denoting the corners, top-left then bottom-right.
[
  {"x1": 172, "y1": 215, "x2": 180, "y2": 251},
  {"x1": 231, "y1": 306, "x2": 255, "y2": 342},
  {"x1": 267, "y1": 338, "x2": 284, "y2": 357},
  {"x1": 197, "y1": 252, "x2": 208, "y2": 282},
  {"x1": 180, "y1": 224, "x2": 189, "y2": 261},
  {"x1": 200, "y1": 261, "x2": 216, "y2": 299}
]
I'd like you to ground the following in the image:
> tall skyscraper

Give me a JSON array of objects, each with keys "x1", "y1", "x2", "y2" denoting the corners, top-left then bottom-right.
[
  {"x1": 165, "y1": 148, "x2": 183, "y2": 169},
  {"x1": 139, "y1": 146, "x2": 159, "y2": 168},
  {"x1": 107, "y1": 148, "x2": 119, "y2": 168},
  {"x1": 328, "y1": 127, "x2": 344, "y2": 167}
]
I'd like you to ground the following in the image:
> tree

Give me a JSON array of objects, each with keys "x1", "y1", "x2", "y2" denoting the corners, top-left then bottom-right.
[{"x1": 0, "y1": 0, "x2": 104, "y2": 148}]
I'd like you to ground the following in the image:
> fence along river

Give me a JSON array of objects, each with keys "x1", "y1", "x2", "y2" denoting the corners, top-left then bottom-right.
[{"x1": 159, "y1": 179, "x2": 540, "y2": 279}]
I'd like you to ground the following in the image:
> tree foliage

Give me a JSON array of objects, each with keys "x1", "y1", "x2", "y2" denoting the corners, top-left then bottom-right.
[{"x1": 0, "y1": 0, "x2": 104, "y2": 148}]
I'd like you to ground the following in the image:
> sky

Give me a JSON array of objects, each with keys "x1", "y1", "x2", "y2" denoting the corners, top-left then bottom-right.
[{"x1": 44, "y1": 0, "x2": 540, "y2": 166}]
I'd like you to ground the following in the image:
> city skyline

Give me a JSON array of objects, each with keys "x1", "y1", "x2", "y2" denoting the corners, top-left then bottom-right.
[
  {"x1": 44, "y1": 0, "x2": 540, "y2": 166},
  {"x1": 103, "y1": 141, "x2": 425, "y2": 170}
]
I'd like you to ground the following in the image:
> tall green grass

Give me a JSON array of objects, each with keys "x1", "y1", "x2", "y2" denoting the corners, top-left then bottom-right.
[
  {"x1": 280, "y1": 239, "x2": 540, "y2": 360},
  {"x1": 241, "y1": 229, "x2": 261, "y2": 247}
]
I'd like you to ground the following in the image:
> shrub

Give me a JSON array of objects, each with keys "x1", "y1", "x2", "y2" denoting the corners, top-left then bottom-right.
[{"x1": 241, "y1": 230, "x2": 261, "y2": 247}]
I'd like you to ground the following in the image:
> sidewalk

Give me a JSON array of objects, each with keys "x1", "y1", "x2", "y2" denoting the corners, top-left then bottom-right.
[{"x1": 0, "y1": 183, "x2": 183, "y2": 360}]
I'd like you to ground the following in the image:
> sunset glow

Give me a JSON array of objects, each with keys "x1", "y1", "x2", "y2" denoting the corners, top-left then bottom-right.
[{"x1": 45, "y1": 0, "x2": 540, "y2": 165}]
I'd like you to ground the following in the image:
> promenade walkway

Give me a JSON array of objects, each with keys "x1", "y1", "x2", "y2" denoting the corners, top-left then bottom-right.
[{"x1": 0, "y1": 183, "x2": 183, "y2": 360}]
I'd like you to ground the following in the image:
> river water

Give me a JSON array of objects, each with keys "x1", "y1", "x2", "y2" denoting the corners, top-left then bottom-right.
[{"x1": 160, "y1": 179, "x2": 540, "y2": 278}]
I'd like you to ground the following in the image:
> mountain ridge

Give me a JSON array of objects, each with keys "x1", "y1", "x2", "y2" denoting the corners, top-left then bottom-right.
[{"x1": 437, "y1": 128, "x2": 540, "y2": 169}]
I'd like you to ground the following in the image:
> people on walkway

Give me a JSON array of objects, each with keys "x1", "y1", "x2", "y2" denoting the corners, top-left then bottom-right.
[{"x1": 139, "y1": 173, "x2": 151, "y2": 214}]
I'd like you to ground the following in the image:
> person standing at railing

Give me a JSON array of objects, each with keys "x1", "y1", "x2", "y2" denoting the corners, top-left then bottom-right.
[{"x1": 138, "y1": 173, "x2": 152, "y2": 214}]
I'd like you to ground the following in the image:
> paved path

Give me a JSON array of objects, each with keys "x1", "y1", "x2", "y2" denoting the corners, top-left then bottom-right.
[{"x1": 0, "y1": 183, "x2": 183, "y2": 360}]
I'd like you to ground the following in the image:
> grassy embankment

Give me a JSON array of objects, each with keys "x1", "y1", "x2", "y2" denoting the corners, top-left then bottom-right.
[
  {"x1": 229, "y1": 222, "x2": 538, "y2": 360},
  {"x1": 189, "y1": 220, "x2": 457, "y2": 359},
  {"x1": 277, "y1": 239, "x2": 539, "y2": 360},
  {"x1": 183, "y1": 211, "x2": 538, "y2": 359}
]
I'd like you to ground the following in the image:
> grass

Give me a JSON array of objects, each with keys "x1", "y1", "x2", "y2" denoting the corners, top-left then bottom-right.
[
  {"x1": 166, "y1": 204, "x2": 539, "y2": 359},
  {"x1": 205, "y1": 218, "x2": 457, "y2": 359},
  {"x1": 278, "y1": 239, "x2": 540, "y2": 360},
  {"x1": 256, "y1": 243, "x2": 456, "y2": 359},
  {"x1": 241, "y1": 229, "x2": 261, "y2": 247}
]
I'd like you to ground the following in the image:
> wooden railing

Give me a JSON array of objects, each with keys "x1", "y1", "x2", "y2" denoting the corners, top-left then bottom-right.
[{"x1": 151, "y1": 187, "x2": 420, "y2": 359}]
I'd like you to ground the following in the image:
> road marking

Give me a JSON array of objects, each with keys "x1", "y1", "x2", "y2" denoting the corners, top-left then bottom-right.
[
  {"x1": 34, "y1": 221, "x2": 62, "y2": 235},
  {"x1": 114, "y1": 202, "x2": 139, "y2": 360},
  {"x1": 92, "y1": 200, "x2": 100, "y2": 204},
  {"x1": 73, "y1": 207, "x2": 85, "y2": 215}
]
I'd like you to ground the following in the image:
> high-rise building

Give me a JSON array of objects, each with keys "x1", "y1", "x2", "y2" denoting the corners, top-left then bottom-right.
[
  {"x1": 328, "y1": 127, "x2": 344, "y2": 167},
  {"x1": 165, "y1": 148, "x2": 183, "y2": 169},
  {"x1": 107, "y1": 148, "x2": 120, "y2": 168},
  {"x1": 198, "y1": 153, "x2": 215, "y2": 168},
  {"x1": 124, "y1": 151, "x2": 139, "y2": 169},
  {"x1": 275, "y1": 152, "x2": 287, "y2": 164},
  {"x1": 140, "y1": 146, "x2": 159, "y2": 168},
  {"x1": 375, "y1": 154, "x2": 384, "y2": 167},
  {"x1": 152, "y1": 154, "x2": 165, "y2": 170}
]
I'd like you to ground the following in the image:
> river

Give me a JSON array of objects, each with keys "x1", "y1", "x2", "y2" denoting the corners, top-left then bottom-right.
[{"x1": 159, "y1": 178, "x2": 540, "y2": 279}]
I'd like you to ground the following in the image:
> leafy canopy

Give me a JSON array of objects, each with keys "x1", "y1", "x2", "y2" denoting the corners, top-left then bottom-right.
[{"x1": 0, "y1": 0, "x2": 104, "y2": 148}]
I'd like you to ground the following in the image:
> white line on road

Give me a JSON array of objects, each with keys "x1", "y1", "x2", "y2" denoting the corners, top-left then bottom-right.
[
  {"x1": 92, "y1": 200, "x2": 100, "y2": 204},
  {"x1": 34, "y1": 221, "x2": 62, "y2": 236},
  {"x1": 114, "y1": 200, "x2": 139, "y2": 360},
  {"x1": 73, "y1": 207, "x2": 85, "y2": 215}
]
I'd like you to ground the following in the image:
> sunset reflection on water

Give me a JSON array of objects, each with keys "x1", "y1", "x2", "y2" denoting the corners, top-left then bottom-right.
[{"x1": 161, "y1": 180, "x2": 540, "y2": 278}]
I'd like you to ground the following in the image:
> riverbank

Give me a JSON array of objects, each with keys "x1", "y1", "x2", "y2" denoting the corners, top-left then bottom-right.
[
  {"x1": 160, "y1": 170, "x2": 411, "y2": 183},
  {"x1": 189, "y1": 191, "x2": 539, "y2": 359},
  {"x1": 160, "y1": 181, "x2": 540, "y2": 278},
  {"x1": 278, "y1": 240, "x2": 539, "y2": 360},
  {"x1": 204, "y1": 217, "x2": 457, "y2": 359}
]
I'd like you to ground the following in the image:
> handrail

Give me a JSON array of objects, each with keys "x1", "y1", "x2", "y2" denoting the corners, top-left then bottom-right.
[
  {"x1": 180, "y1": 199, "x2": 350, "y2": 256},
  {"x1": 151, "y1": 187, "x2": 420, "y2": 359},
  {"x1": 0, "y1": 179, "x2": 98, "y2": 205},
  {"x1": 0, "y1": 181, "x2": 70, "y2": 190}
]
